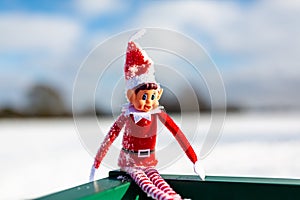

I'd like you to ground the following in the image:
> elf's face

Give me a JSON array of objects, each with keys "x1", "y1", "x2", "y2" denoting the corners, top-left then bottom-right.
[{"x1": 127, "y1": 88, "x2": 163, "y2": 112}]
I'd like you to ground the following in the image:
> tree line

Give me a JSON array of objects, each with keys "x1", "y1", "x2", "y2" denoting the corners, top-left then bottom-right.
[{"x1": 0, "y1": 83, "x2": 238, "y2": 118}]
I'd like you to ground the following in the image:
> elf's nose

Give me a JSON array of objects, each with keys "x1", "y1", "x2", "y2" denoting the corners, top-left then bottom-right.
[{"x1": 146, "y1": 98, "x2": 152, "y2": 105}]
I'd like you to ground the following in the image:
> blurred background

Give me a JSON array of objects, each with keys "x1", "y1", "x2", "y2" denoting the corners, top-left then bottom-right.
[{"x1": 1, "y1": 1, "x2": 300, "y2": 199}]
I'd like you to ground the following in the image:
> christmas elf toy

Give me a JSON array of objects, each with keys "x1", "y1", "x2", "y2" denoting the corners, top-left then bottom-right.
[{"x1": 90, "y1": 30, "x2": 205, "y2": 200}]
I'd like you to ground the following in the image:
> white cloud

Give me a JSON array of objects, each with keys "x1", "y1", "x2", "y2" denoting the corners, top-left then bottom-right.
[
  {"x1": 0, "y1": 13, "x2": 82, "y2": 55},
  {"x1": 74, "y1": 0, "x2": 127, "y2": 18},
  {"x1": 129, "y1": 1, "x2": 300, "y2": 108},
  {"x1": 132, "y1": 1, "x2": 300, "y2": 56},
  {"x1": 1, "y1": 1, "x2": 300, "y2": 110},
  {"x1": 0, "y1": 12, "x2": 84, "y2": 109}
]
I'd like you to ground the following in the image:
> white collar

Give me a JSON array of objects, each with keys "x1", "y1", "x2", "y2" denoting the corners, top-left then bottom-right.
[{"x1": 122, "y1": 103, "x2": 163, "y2": 123}]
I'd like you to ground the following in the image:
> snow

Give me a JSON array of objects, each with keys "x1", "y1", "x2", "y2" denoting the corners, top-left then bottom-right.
[{"x1": 0, "y1": 112, "x2": 300, "y2": 199}]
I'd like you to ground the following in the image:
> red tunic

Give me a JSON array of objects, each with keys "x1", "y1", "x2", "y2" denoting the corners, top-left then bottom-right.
[{"x1": 94, "y1": 109, "x2": 198, "y2": 168}]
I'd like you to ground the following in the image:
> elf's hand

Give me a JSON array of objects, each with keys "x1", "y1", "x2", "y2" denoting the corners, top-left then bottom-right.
[
  {"x1": 194, "y1": 160, "x2": 206, "y2": 181},
  {"x1": 89, "y1": 165, "x2": 97, "y2": 182},
  {"x1": 89, "y1": 159, "x2": 100, "y2": 182}
]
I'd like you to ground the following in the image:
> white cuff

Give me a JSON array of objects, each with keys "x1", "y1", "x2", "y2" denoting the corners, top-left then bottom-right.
[
  {"x1": 89, "y1": 165, "x2": 96, "y2": 182},
  {"x1": 194, "y1": 160, "x2": 206, "y2": 181}
]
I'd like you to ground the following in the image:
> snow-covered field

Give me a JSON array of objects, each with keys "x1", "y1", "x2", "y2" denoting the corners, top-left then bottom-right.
[{"x1": 1, "y1": 112, "x2": 300, "y2": 200}]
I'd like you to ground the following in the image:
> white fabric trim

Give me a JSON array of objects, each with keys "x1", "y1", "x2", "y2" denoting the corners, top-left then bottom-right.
[
  {"x1": 122, "y1": 104, "x2": 163, "y2": 123},
  {"x1": 126, "y1": 71, "x2": 157, "y2": 90}
]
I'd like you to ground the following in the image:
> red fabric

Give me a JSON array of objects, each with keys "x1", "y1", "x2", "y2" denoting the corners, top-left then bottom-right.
[
  {"x1": 157, "y1": 111, "x2": 198, "y2": 164},
  {"x1": 124, "y1": 167, "x2": 181, "y2": 200},
  {"x1": 94, "y1": 114, "x2": 127, "y2": 168},
  {"x1": 124, "y1": 41, "x2": 151, "y2": 80},
  {"x1": 122, "y1": 115, "x2": 157, "y2": 151},
  {"x1": 94, "y1": 110, "x2": 198, "y2": 169}
]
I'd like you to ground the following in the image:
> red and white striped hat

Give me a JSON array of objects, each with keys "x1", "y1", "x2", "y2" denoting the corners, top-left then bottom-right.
[{"x1": 124, "y1": 29, "x2": 157, "y2": 90}]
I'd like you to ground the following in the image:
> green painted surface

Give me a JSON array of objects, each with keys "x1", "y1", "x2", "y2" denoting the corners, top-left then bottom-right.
[
  {"x1": 166, "y1": 176, "x2": 300, "y2": 200},
  {"x1": 37, "y1": 172, "x2": 300, "y2": 200},
  {"x1": 36, "y1": 177, "x2": 130, "y2": 200}
]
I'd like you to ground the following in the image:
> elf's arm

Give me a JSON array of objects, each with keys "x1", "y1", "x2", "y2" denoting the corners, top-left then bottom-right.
[
  {"x1": 158, "y1": 111, "x2": 206, "y2": 180},
  {"x1": 90, "y1": 114, "x2": 127, "y2": 181},
  {"x1": 158, "y1": 111, "x2": 197, "y2": 164},
  {"x1": 93, "y1": 114, "x2": 127, "y2": 169}
]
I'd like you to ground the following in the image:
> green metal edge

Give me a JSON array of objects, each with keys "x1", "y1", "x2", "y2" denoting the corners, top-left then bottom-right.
[
  {"x1": 162, "y1": 174, "x2": 300, "y2": 185},
  {"x1": 80, "y1": 181, "x2": 130, "y2": 200},
  {"x1": 36, "y1": 178, "x2": 130, "y2": 200},
  {"x1": 163, "y1": 174, "x2": 300, "y2": 200},
  {"x1": 37, "y1": 173, "x2": 300, "y2": 200}
]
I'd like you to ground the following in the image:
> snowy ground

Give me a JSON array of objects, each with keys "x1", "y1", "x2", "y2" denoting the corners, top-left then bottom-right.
[{"x1": 1, "y1": 112, "x2": 300, "y2": 200}]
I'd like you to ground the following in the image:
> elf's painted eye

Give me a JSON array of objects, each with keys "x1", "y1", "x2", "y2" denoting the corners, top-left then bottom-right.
[
  {"x1": 142, "y1": 94, "x2": 147, "y2": 100},
  {"x1": 151, "y1": 94, "x2": 155, "y2": 100}
]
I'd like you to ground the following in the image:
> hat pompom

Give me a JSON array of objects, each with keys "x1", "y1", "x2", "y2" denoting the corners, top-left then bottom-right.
[{"x1": 129, "y1": 29, "x2": 146, "y2": 41}]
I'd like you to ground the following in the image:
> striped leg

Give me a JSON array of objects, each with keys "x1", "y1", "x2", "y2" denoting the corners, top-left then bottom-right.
[
  {"x1": 144, "y1": 167, "x2": 182, "y2": 199},
  {"x1": 124, "y1": 167, "x2": 178, "y2": 200}
]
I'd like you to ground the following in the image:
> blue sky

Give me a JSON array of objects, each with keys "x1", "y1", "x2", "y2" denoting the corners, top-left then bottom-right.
[{"x1": 1, "y1": 0, "x2": 300, "y2": 111}]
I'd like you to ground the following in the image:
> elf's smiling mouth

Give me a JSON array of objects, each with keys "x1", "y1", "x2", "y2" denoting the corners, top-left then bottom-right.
[{"x1": 144, "y1": 105, "x2": 152, "y2": 111}]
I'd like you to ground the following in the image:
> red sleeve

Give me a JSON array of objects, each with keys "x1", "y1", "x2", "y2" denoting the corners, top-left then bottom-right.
[
  {"x1": 158, "y1": 111, "x2": 198, "y2": 164},
  {"x1": 94, "y1": 114, "x2": 127, "y2": 168}
]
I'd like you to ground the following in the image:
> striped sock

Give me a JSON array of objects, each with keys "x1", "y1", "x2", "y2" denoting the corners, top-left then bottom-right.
[
  {"x1": 124, "y1": 167, "x2": 180, "y2": 200},
  {"x1": 145, "y1": 167, "x2": 181, "y2": 198}
]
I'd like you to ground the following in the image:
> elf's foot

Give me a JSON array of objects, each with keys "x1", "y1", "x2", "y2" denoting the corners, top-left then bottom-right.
[{"x1": 171, "y1": 194, "x2": 182, "y2": 200}]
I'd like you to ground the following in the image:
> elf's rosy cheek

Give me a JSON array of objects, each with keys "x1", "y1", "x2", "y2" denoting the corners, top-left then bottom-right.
[
  {"x1": 152, "y1": 100, "x2": 159, "y2": 108},
  {"x1": 137, "y1": 101, "x2": 145, "y2": 109}
]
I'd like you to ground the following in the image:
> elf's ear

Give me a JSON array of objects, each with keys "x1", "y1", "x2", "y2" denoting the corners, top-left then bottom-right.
[
  {"x1": 126, "y1": 89, "x2": 136, "y2": 103},
  {"x1": 156, "y1": 88, "x2": 163, "y2": 100}
]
